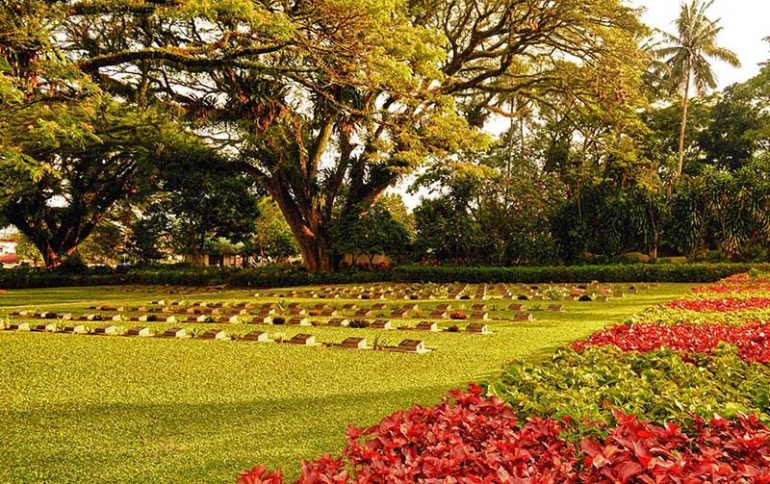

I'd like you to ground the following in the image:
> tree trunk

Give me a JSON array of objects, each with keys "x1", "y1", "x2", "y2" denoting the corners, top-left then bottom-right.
[
  {"x1": 294, "y1": 232, "x2": 335, "y2": 272},
  {"x1": 676, "y1": 70, "x2": 691, "y2": 178}
]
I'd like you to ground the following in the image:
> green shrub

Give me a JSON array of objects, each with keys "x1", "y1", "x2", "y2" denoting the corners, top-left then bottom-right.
[{"x1": 487, "y1": 345, "x2": 770, "y2": 428}]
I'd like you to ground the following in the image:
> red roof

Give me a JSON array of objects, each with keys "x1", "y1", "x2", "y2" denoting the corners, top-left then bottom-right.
[{"x1": 0, "y1": 253, "x2": 18, "y2": 264}]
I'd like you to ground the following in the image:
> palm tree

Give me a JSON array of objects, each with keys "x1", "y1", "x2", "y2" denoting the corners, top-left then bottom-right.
[{"x1": 656, "y1": 0, "x2": 740, "y2": 178}]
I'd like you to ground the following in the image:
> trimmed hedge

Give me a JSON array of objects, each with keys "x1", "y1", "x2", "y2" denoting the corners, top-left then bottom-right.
[
  {"x1": 2, "y1": 262, "x2": 769, "y2": 290},
  {"x1": 393, "y1": 262, "x2": 770, "y2": 284}
]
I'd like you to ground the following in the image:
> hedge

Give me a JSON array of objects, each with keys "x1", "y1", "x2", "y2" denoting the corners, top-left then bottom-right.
[{"x1": 2, "y1": 262, "x2": 769, "y2": 290}]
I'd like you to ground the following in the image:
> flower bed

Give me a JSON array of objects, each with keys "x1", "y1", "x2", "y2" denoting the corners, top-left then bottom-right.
[
  {"x1": 666, "y1": 297, "x2": 770, "y2": 312},
  {"x1": 238, "y1": 272, "x2": 770, "y2": 482},
  {"x1": 572, "y1": 321, "x2": 770, "y2": 364},
  {"x1": 238, "y1": 385, "x2": 770, "y2": 484}
]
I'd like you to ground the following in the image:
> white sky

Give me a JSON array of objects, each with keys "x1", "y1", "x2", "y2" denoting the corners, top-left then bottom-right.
[{"x1": 631, "y1": 0, "x2": 768, "y2": 88}]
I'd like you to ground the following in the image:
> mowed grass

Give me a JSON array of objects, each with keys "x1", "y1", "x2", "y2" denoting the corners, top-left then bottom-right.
[{"x1": 0, "y1": 283, "x2": 694, "y2": 483}]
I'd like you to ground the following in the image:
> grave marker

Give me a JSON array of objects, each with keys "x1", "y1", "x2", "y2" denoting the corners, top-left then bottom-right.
[
  {"x1": 371, "y1": 320, "x2": 393, "y2": 330},
  {"x1": 160, "y1": 328, "x2": 188, "y2": 339},
  {"x1": 415, "y1": 321, "x2": 438, "y2": 332},
  {"x1": 326, "y1": 318, "x2": 350, "y2": 327},
  {"x1": 242, "y1": 331, "x2": 271, "y2": 342},
  {"x1": 465, "y1": 323, "x2": 491, "y2": 334},
  {"x1": 199, "y1": 329, "x2": 228, "y2": 340},
  {"x1": 396, "y1": 339, "x2": 428, "y2": 354},
  {"x1": 288, "y1": 334, "x2": 317, "y2": 346},
  {"x1": 340, "y1": 337, "x2": 369, "y2": 349},
  {"x1": 126, "y1": 327, "x2": 152, "y2": 337},
  {"x1": 94, "y1": 325, "x2": 119, "y2": 335}
]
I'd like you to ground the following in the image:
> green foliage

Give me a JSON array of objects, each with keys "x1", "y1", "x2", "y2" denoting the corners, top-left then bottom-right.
[
  {"x1": 490, "y1": 345, "x2": 770, "y2": 428},
  {"x1": 394, "y1": 263, "x2": 770, "y2": 284}
]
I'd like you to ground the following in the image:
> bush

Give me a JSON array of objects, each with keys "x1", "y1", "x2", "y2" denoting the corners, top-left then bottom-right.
[
  {"x1": 348, "y1": 319, "x2": 370, "y2": 329},
  {"x1": 489, "y1": 345, "x2": 770, "y2": 428}
]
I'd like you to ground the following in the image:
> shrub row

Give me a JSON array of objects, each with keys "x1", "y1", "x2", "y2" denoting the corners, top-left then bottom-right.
[
  {"x1": 394, "y1": 262, "x2": 770, "y2": 284},
  {"x1": 3, "y1": 262, "x2": 770, "y2": 289}
]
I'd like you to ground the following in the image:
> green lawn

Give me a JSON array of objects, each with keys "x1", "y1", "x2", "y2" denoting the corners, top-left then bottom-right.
[{"x1": 0, "y1": 283, "x2": 694, "y2": 483}]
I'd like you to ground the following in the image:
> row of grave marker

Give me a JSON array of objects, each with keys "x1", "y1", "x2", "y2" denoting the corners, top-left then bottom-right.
[
  {"x1": 2, "y1": 323, "x2": 437, "y2": 353},
  {"x1": 3, "y1": 319, "x2": 492, "y2": 334}
]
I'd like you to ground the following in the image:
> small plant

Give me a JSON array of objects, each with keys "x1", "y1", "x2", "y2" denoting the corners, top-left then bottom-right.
[
  {"x1": 517, "y1": 295, "x2": 529, "y2": 300},
  {"x1": 544, "y1": 287, "x2": 567, "y2": 301},
  {"x1": 460, "y1": 295, "x2": 471, "y2": 300},
  {"x1": 272, "y1": 316, "x2": 286, "y2": 325},
  {"x1": 372, "y1": 334, "x2": 389, "y2": 350},
  {"x1": 449, "y1": 311, "x2": 467, "y2": 320},
  {"x1": 348, "y1": 319, "x2": 370, "y2": 329},
  {"x1": 447, "y1": 325, "x2": 460, "y2": 333},
  {"x1": 578, "y1": 295, "x2": 593, "y2": 301},
  {"x1": 530, "y1": 304, "x2": 542, "y2": 312}
]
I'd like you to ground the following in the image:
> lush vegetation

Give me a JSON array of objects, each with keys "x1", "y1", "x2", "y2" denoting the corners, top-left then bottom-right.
[
  {"x1": 231, "y1": 272, "x2": 770, "y2": 483},
  {"x1": 0, "y1": 283, "x2": 690, "y2": 483},
  {"x1": 2, "y1": 262, "x2": 769, "y2": 290},
  {"x1": 2, "y1": 0, "x2": 768, "y2": 271}
]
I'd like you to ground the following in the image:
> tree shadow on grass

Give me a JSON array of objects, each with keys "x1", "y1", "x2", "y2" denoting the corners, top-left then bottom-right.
[{"x1": 1, "y1": 383, "x2": 454, "y2": 484}]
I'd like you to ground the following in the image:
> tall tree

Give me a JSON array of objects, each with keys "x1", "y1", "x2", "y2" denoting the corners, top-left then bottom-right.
[
  {"x1": 656, "y1": 0, "x2": 740, "y2": 178},
  {"x1": 46, "y1": 0, "x2": 648, "y2": 271},
  {"x1": 0, "y1": 0, "x2": 190, "y2": 267}
]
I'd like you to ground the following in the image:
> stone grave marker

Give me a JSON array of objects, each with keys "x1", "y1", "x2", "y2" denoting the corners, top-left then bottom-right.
[
  {"x1": 342, "y1": 303, "x2": 358, "y2": 310},
  {"x1": 395, "y1": 339, "x2": 428, "y2": 354},
  {"x1": 429, "y1": 311, "x2": 447, "y2": 319},
  {"x1": 326, "y1": 318, "x2": 349, "y2": 327},
  {"x1": 371, "y1": 319, "x2": 393, "y2": 330},
  {"x1": 94, "y1": 325, "x2": 119, "y2": 335},
  {"x1": 508, "y1": 303, "x2": 524, "y2": 311},
  {"x1": 470, "y1": 312, "x2": 488, "y2": 320},
  {"x1": 286, "y1": 317, "x2": 310, "y2": 326},
  {"x1": 436, "y1": 304, "x2": 452, "y2": 311},
  {"x1": 320, "y1": 309, "x2": 338, "y2": 317},
  {"x1": 547, "y1": 304, "x2": 566, "y2": 312},
  {"x1": 63, "y1": 325, "x2": 87, "y2": 334},
  {"x1": 242, "y1": 331, "x2": 271, "y2": 342},
  {"x1": 371, "y1": 303, "x2": 387, "y2": 310},
  {"x1": 8, "y1": 322, "x2": 30, "y2": 331},
  {"x1": 160, "y1": 328, "x2": 188, "y2": 339},
  {"x1": 288, "y1": 333, "x2": 317, "y2": 346},
  {"x1": 199, "y1": 329, "x2": 228, "y2": 340},
  {"x1": 354, "y1": 309, "x2": 372, "y2": 317},
  {"x1": 390, "y1": 310, "x2": 407, "y2": 318},
  {"x1": 471, "y1": 304, "x2": 488, "y2": 311},
  {"x1": 415, "y1": 321, "x2": 438, "y2": 332},
  {"x1": 513, "y1": 312, "x2": 534, "y2": 321},
  {"x1": 340, "y1": 337, "x2": 369, "y2": 350},
  {"x1": 126, "y1": 326, "x2": 152, "y2": 337},
  {"x1": 466, "y1": 323, "x2": 491, "y2": 334},
  {"x1": 33, "y1": 323, "x2": 57, "y2": 332}
]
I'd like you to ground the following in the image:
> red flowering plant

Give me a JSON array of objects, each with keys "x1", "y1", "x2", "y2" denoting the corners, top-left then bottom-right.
[{"x1": 572, "y1": 321, "x2": 770, "y2": 364}]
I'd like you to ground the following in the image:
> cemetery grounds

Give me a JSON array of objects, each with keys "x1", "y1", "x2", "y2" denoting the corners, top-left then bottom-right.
[{"x1": 0, "y1": 281, "x2": 693, "y2": 483}]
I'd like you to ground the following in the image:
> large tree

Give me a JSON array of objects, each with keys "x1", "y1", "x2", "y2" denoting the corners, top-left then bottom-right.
[
  {"x1": 46, "y1": 0, "x2": 648, "y2": 271},
  {"x1": 656, "y1": 0, "x2": 740, "y2": 178},
  {"x1": 0, "y1": 1, "x2": 191, "y2": 267}
]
